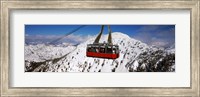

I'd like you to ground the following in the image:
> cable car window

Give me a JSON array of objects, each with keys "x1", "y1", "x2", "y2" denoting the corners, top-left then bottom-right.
[
  {"x1": 100, "y1": 48, "x2": 105, "y2": 53},
  {"x1": 95, "y1": 48, "x2": 99, "y2": 53},
  {"x1": 90, "y1": 48, "x2": 95, "y2": 52},
  {"x1": 107, "y1": 48, "x2": 112, "y2": 53}
]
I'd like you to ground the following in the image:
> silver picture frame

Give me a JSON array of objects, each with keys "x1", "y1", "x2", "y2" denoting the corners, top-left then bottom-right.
[{"x1": 1, "y1": 0, "x2": 199, "y2": 96}]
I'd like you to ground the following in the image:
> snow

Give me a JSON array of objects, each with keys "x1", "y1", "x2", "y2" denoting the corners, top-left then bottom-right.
[
  {"x1": 140, "y1": 63, "x2": 146, "y2": 70},
  {"x1": 133, "y1": 60, "x2": 139, "y2": 70},
  {"x1": 25, "y1": 32, "x2": 175, "y2": 72},
  {"x1": 25, "y1": 44, "x2": 75, "y2": 62}
]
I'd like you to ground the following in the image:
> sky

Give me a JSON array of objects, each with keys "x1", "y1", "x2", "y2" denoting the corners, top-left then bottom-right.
[{"x1": 25, "y1": 25, "x2": 175, "y2": 48}]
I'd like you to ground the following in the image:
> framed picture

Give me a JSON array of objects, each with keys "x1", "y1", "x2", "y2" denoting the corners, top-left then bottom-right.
[{"x1": 1, "y1": 0, "x2": 199, "y2": 96}]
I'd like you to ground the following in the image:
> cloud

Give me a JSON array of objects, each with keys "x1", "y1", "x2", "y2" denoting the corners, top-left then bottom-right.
[
  {"x1": 25, "y1": 34, "x2": 95, "y2": 45},
  {"x1": 132, "y1": 25, "x2": 175, "y2": 48},
  {"x1": 150, "y1": 39, "x2": 169, "y2": 47},
  {"x1": 65, "y1": 34, "x2": 94, "y2": 44}
]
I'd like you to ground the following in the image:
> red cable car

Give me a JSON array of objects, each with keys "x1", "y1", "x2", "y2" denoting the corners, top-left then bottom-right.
[{"x1": 86, "y1": 25, "x2": 119, "y2": 59}]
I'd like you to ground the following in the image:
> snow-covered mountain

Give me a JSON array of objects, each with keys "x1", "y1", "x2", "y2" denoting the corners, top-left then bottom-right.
[
  {"x1": 25, "y1": 32, "x2": 175, "y2": 72},
  {"x1": 165, "y1": 43, "x2": 175, "y2": 54},
  {"x1": 25, "y1": 44, "x2": 75, "y2": 62}
]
